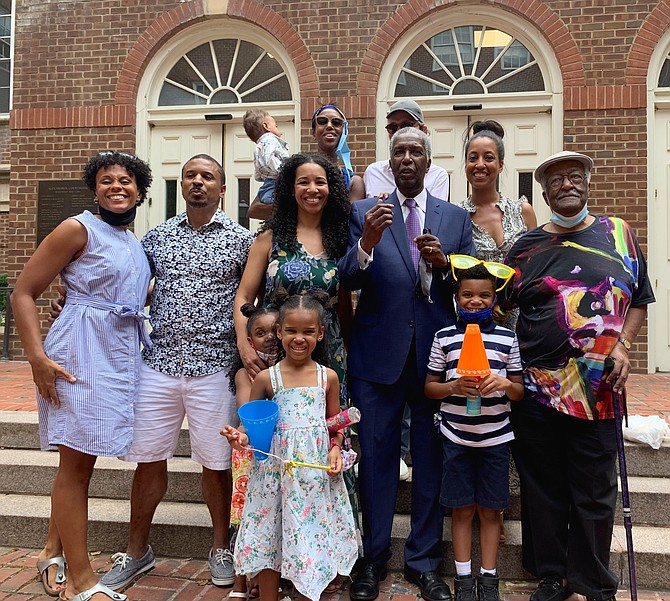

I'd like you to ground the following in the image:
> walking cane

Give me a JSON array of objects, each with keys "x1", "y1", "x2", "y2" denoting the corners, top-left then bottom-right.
[{"x1": 604, "y1": 357, "x2": 638, "y2": 601}]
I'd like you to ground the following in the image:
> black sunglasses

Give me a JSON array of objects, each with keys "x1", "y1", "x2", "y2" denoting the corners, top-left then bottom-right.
[
  {"x1": 385, "y1": 122, "x2": 419, "y2": 134},
  {"x1": 315, "y1": 116, "x2": 345, "y2": 128}
]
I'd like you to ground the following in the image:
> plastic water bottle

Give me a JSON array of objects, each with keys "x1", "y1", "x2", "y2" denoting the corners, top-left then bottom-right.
[{"x1": 466, "y1": 394, "x2": 481, "y2": 415}]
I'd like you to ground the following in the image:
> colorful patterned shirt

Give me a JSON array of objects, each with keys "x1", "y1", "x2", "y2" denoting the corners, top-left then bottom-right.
[
  {"x1": 427, "y1": 319, "x2": 522, "y2": 447},
  {"x1": 506, "y1": 215, "x2": 655, "y2": 420},
  {"x1": 141, "y1": 210, "x2": 254, "y2": 377},
  {"x1": 254, "y1": 132, "x2": 289, "y2": 182}
]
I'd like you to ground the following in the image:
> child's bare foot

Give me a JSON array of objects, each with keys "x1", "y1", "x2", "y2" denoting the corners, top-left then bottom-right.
[{"x1": 324, "y1": 576, "x2": 340, "y2": 593}]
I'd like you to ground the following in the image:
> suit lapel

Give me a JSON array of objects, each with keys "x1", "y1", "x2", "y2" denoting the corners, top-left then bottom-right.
[
  {"x1": 424, "y1": 192, "x2": 445, "y2": 239},
  {"x1": 388, "y1": 193, "x2": 417, "y2": 280}
]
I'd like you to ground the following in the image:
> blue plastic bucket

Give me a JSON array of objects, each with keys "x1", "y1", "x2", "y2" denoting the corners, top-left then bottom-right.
[{"x1": 238, "y1": 400, "x2": 279, "y2": 461}]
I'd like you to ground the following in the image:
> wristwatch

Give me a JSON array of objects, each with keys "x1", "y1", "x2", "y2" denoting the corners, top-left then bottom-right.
[{"x1": 618, "y1": 336, "x2": 632, "y2": 351}]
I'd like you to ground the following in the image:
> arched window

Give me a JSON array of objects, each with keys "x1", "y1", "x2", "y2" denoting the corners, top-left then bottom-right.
[
  {"x1": 158, "y1": 39, "x2": 292, "y2": 106},
  {"x1": 658, "y1": 50, "x2": 670, "y2": 87},
  {"x1": 395, "y1": 25, "x2": 545, "y2": 97}
]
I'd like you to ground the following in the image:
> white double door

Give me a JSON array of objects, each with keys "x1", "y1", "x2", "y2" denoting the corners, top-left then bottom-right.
[
  {"x1": 422, "y1": 112, "x2": 553, "y2": 223},
  {"x1": 136, "y1": 120, "x2": 296, "y2": 239},
  {"x1": 652, "y1": 108, "x2": 670, "y2": 371}
]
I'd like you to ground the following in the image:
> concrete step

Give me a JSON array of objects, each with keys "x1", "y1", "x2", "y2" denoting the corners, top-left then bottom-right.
[
  {"x1": 5, "y1": 448, "x2": 670, "y2": 527},
  {"x1": 0, "y1": 410, "x2": 192, "y2": 456},
  {"x1": 1, "y1": 493, "x2": 667, "y2": 590},
  {"x1": 4, "y1": 411, "x2": 670, "y2": 477},
  {"x1": 0, "y1": 449, "x2": 203, "y2": 502},
  {"x1": 393, "y1": 468, "x2": 670, "y2": 526},
  {"x1": 387, "y1": 514, "x2": 670, "y2": 590}
]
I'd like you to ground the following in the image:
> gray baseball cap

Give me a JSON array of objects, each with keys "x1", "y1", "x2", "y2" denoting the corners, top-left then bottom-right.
[
  {"x1": 534, "y1": 150, "x2": 594, "y2": 183},
  {"x1": 387, "y1": 99, "x2": 424, "y2": 122}
]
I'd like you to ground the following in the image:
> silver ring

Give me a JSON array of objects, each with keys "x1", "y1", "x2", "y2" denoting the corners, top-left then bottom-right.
[{"x1": 427, "y1": 246, "x2": 432, "y2": 253}]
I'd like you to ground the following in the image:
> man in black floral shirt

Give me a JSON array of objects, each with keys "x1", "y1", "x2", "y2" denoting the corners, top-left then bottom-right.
[{"x1": 101, "y1": 154, "x2": 254, "y2": 591}]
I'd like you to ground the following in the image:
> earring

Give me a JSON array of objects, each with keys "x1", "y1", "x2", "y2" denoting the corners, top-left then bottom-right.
[{"x1": 93, "y1": 197, "x2": 99, "y2": 204}]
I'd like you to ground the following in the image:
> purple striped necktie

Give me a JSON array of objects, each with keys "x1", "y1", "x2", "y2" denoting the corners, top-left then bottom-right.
[{"x1": 405, "y1": 197, "x2": 421, "y2": 271}]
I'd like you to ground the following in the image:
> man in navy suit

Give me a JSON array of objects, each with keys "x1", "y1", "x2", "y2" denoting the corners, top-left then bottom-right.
[{"x1": 339, "y1": 128, "x2": 474, "y2": 601}]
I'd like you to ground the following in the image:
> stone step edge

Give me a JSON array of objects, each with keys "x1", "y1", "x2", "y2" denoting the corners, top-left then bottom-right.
[
  {"x1": 4, "y1": 449, "x2": 670, "y2": 496},
  {"x1": 2, "y1": 493, "x2": 669, "y2": 554}
]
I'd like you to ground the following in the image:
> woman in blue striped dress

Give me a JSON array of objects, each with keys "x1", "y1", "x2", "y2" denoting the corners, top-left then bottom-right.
[{"x1": 11, "y1": 152, "x2": 153, "y2": 601}]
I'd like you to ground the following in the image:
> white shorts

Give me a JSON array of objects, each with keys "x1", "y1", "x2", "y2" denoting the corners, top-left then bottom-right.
[{"x1": 123, "y1": 362, "x2": 236, "y2": 470}]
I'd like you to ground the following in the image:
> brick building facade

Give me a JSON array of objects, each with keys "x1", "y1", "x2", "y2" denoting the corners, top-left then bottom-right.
[{"x1": 2, "y1": 0, "x2": 669, "y2": 370}]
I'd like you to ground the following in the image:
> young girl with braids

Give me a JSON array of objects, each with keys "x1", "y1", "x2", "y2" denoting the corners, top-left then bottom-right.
[
  {"x1": 223, "y1": 289, "x2": 357, "y2": 601},
  {"x1": 230, "y1": 303, "x2": 280, "y2": 600}
]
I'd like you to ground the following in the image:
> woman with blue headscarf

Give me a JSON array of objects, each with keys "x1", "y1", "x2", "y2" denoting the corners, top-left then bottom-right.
[{"x1": 311, "y1": 104, "x2": 366, "y2": 201}]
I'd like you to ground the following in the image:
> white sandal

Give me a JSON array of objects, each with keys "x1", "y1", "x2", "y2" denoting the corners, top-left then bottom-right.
[
  {"x1": 229, "y1": 592, "x2": 250, "y2": 599},
  {"x1": 37, "y1": 556, "x2": 67, "y2": 597},
  {"x1": 59, "y1": 581, "x2": 127, "y2": 601}
]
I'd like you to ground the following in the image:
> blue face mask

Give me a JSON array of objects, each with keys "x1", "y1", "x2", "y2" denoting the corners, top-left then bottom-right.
[
  {"x1": 456, "y1": 303, "x2": 494, "y2": 324},
  {"x1": 550, "y1": 205, "x2": 589, "y2": 229}
]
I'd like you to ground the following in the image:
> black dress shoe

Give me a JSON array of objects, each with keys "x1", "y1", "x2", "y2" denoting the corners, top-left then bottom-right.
[
  {"x1": 404, "y1": 565, "x2": 452, "y2": 601},
  {"x1": 349, "y1": 562, "x2": 388, "y2": 601}
]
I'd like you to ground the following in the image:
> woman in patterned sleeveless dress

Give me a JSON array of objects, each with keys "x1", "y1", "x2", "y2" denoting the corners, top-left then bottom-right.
[
  {"x1": 233, "y1": 153, "x2": 360, "y2": 554},
  {"x1": 460, "y1": 120, "x2": 537, "y2": 331},
  {"x1": 11, "y1": 152, "x2": 152, "y2": 601}
]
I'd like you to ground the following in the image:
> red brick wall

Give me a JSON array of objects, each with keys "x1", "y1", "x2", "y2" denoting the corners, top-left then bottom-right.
[
  {"x1": 4, "y1": 0, "x2": 667, "y2": 365},
  {"x1": 6, "y1": 127, "x2": 135, "y2": 352}
]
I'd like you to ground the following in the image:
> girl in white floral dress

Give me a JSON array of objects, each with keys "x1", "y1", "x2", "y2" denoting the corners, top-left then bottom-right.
[{"x1": 223, "y1": 290, "x2": 358, "y2": 601}]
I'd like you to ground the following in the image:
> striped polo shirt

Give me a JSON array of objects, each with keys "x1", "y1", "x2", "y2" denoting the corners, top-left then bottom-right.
[{"x1": 427, "y1": 319, "x2": 522, "y2": 448}]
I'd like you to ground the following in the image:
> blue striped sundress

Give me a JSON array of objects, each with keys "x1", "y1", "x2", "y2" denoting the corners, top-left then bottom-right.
[{"x1": 38, "y1": 210, "x2": 151, "y2": 457}]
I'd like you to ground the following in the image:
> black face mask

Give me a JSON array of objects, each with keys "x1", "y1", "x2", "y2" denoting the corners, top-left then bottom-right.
[{"x1": 98, "y1": 204, "x2": 137, "y2": 226}]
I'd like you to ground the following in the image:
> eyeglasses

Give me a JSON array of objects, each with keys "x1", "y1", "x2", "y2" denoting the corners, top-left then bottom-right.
[
  {"x1": 315, "y1": 116, "x2": 345, "y2": 128},
  {"x1": 546, "y1": 172, "x2": 586, "y2": 191},
  {"x1": 385, "y1": 121, "x2": 419, "y2": 135},
  {"x1": 450, "y1": 254, "x2": 515, "y2": 291}
]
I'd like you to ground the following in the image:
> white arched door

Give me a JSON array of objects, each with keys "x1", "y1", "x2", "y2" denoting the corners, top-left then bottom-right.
[
  {"x1": 376, "y1": 16, "x2": 563, "y2": 223},
  {"x1": 135, "y1": 24, "x2": 300, "y2": 239},
  {"x1": 649, "y1": 39, "x2": 670, "y2": 371}
]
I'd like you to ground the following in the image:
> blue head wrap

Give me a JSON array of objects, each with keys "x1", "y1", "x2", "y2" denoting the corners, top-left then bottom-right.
[{"x1": 311, "y1": 104, "x2": 354, "y2": 184}]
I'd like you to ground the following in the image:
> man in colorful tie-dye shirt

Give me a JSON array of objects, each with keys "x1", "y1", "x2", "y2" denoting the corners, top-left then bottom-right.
[{"x1": 505, "y1": 151, "x2": 654, "y2": 601}]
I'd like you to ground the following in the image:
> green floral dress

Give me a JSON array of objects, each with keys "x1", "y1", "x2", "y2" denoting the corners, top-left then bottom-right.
[
  {"x1": 265, "y1": 240, "x2": 360, "y2": 529},
  {"x1": 266, "y1": 240, "x2": 347, "y2": 403}
]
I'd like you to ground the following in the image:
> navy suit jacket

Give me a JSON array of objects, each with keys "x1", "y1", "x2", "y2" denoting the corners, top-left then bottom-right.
[{"x1": 338, "y1": 192, "x2": 474, "y2": 385}]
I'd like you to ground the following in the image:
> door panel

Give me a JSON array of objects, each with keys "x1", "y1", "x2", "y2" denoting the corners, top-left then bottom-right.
[
  {"x1": 139, "y1": 125, "x2": 223, "y2": 239},
  {"x1": 139, "y1": 118, "x2": 297, "y2": 238},
  {"x1": 652, "y1": 112, "x2": 670, "y2": 370},
  {"x1": 426, "y1": 112, "x2": 552, "y2": 223}
]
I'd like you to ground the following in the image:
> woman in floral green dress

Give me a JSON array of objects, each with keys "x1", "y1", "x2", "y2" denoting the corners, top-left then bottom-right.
[{"x1": 233, "y1": 153, "x2": 358, "y2": 538}]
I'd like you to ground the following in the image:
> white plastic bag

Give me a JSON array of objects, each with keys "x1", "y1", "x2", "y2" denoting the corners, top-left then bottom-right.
[{"x1": 622, "y1": 414, "x2": 670, "y2": 450}]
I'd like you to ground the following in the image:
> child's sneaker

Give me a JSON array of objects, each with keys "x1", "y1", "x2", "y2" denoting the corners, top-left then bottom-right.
[
  {"x1": 454, "y1": 574, "x2": 477, "y2": 601},
  {"x1": 477, "y1": 574, "x2": 500, "y2": 601}
]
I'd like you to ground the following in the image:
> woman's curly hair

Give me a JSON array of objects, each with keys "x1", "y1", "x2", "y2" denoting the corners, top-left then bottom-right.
[
  {"x1": 83, "y1": 151, "x2": 153, "y2": 206},
  {"x1": 261, "y1": 153, "x2": 350, "y2": 259}
]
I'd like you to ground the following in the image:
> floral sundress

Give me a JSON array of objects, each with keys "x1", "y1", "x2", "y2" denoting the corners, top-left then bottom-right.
[
  {"x1": 233, "y1": 363, "x2": 358, "y2": 600},
  {"x1": 265, "y1": 240, "x2": 360, "y2": 526}
]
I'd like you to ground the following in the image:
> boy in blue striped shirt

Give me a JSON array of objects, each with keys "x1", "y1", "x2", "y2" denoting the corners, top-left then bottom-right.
[{"x1": 425, "y1": 262, "x2": 524, "y2": 601}]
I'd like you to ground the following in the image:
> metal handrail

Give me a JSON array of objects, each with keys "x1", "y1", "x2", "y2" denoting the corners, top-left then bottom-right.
[{"x1": 1, "y1": 286, "x2": 12, "y2": 361}]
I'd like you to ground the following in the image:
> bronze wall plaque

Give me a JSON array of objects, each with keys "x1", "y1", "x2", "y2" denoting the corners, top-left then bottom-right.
[{"x1": 37, "y1": 180, "x2": 94, "y2": 246}]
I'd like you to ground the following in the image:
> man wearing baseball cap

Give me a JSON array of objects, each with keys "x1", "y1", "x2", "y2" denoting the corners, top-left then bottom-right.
[
  {"x1": 505, "y1": 150, "x2": 654, "y2": 601},
  {"x1": 364, "y1": 99, "x2": 450, "y2": 202}
]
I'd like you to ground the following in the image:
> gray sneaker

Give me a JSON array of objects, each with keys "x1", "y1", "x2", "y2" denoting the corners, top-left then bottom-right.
[
  {"x1": 101, "y1": 545, "x2": 156, "y2": 591},
  {"x1": 209, "y1": 548, "x2": 234, "y2": 586}
]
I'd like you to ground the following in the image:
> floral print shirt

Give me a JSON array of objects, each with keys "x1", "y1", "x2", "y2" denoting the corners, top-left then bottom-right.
[{"x1": 141, "y1": 210, "x2": 254, "y2": 377}]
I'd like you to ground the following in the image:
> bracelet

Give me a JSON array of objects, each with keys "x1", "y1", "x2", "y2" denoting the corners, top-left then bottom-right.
[{"x1": 330, "y1": 438, "x2": 342, "y2": 451}]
